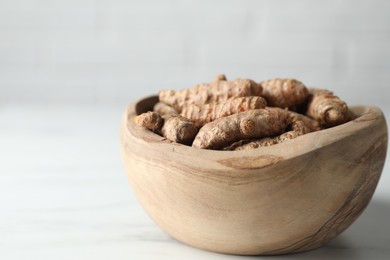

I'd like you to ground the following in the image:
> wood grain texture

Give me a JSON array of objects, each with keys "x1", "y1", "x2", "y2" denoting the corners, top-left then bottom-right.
[{"x1": 120, "y1": 96, "x2": 388, "y2": 255}]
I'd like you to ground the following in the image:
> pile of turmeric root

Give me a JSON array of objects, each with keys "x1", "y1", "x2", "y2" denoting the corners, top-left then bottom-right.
[{"x1": 134, "y1": 75, "x2": 352, "y2": 151}]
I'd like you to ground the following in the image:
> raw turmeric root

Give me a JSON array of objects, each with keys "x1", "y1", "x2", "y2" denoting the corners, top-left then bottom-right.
[
  {"x1": 222, "y1": 137, "x2": 277, "y2": 151},
  {"x1": 159, "y1": 77, "x2": 262, "y2": 112},
  {"x1": 223, "y1": 111, "x2": 320, "y2": 151},
  {"x1": 275, "y1": 114, "x2": 320, "y2": 145},
  {"x1": 134, "y1": 75, "x2": 351, "y2": 150},
  {"x1": 288, "y1": 111, "x2": 321, "y2": 133},
  {"x1": 306, "y1": 88, "x2": 348, "y2": 127},
  {"x1": 180, "y1": 96, "x2": 267, "y2": 127},
  {"x1": 260, "y1": 78, "x2": 309, "y2": 109},
  {"x1": 134, "y1": 112, "x2": 197, "y2": 145},
  {"x1": 214, "y1": 74, "x2": 227, "y2": 81},
  {"x1": 133, "y1": 111, "x2": 163, "y2": 132},
  {"x1": 162, "y1": 115, "x2": 198, "y2": 145},
  {"x1": 192, "y1": 108, "x2": 289, "y2": 150},
  {"x1": 153, "y1": 102, "x2": 178, "y2": 116}
]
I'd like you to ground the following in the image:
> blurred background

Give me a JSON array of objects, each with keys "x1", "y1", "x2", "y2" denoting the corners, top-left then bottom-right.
[
  {"x1": 1, "y1": 0, "x2": 389, "y2": 106},
  {"x1": 1, "y1": 1, "x2": 390, "y2": 259}
]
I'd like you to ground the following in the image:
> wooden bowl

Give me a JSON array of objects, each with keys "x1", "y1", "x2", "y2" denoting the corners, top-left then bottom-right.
[{"x1": 120, "y1": 96, "x2": 388, "y2": 255}]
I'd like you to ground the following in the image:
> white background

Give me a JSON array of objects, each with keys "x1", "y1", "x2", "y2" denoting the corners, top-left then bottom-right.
[
  {"x1": 0, "y1": 0, "x2": 389, "y2": 106},
  {"x1": 0, "y1": 1, "x2": 389, "y2": 259}
]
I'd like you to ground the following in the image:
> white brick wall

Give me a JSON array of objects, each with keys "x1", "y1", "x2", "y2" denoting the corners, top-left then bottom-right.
[{"x1": 0, "y1": 0, "x2": 389, "y2": 105}]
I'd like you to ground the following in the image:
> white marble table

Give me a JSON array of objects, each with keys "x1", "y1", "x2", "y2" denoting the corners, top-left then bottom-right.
[{"x1": 1, "y1": 103, "x2": 389, "y2": 260}]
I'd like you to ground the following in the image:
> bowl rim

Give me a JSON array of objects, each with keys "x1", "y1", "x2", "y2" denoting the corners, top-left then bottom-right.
[{"x1": 123, "y1": 95, "x2": 387, "y2": 164}]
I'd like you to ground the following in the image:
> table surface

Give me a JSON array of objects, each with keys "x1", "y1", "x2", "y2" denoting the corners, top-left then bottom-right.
[{"x1": 1, "y1": 103, "x2": 389, "y2": 260}]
